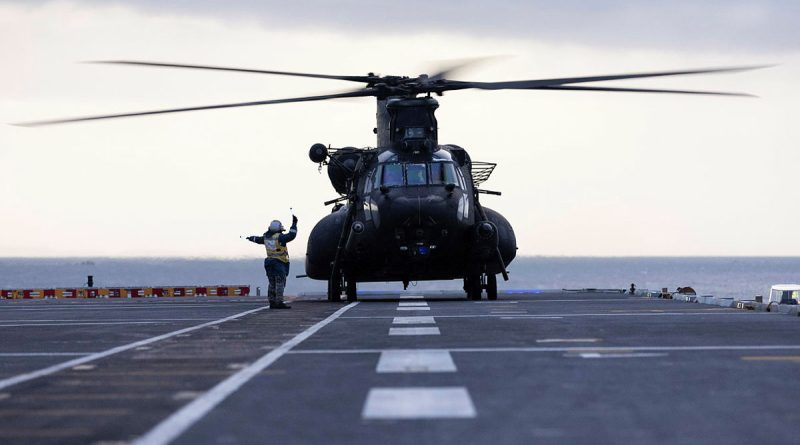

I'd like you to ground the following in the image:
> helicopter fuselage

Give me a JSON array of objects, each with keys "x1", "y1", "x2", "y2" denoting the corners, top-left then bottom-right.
[{"x1": 305, "y1": 144, "x2": 517, "y2": 284}]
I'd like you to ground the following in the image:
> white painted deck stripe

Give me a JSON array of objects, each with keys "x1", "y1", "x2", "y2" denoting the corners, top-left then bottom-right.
[
  {"x1": 131, "y1": 302, "x2": 358, "y2": 445},
  {"x1": 0, "y1": 306, "x2": 269, "y2": 391},
  {"x1": 388, "y1": 327, "x2": 440, "y2": 336},
  {"x1": 288, "y1": 344, "x2": 800, "y2": 354},
  {"x1": 577, "y1": 352, "x2": 668, "y2": 359},
  {"x1": 398, "y1": 295, "x2": 425, "y2": 300},
  {"x1": 396, "y1": 307, "x2": 431, "y2": 311},
  {"x1": 377, "y1": 350, "x2": 457, "y2": 373},
  {"x1": 537, "y1": 338, "x2": 601, "y2": 343},
  {"x1": 362, "y1": 387, "x2": 476, "y2": 419},
  {"x1": 473, "y1": 301, "x2": 518, "y2": 304},
  {"x1": 392, "y1": 316, "x2": 436, "y2": 325},
  {"x1": 398, "y1": 302, "x2": 428, "y2": 307}
]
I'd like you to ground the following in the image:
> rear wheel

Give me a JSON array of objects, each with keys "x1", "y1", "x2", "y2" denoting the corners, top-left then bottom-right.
[
  {"x1": 346, "y1": 279, "x2": 358, "y2": 302},
  {"x1": 486, "y1": 274, "x2": 498, "y2": 300},
  {"x1": 327, "y1": 271, "x2": 342, "y2": 302}
]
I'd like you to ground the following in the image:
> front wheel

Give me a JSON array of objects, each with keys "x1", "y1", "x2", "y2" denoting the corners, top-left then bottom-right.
[
  {"x1": 346, "y1": 279, "x2": 358, "y2": 302},
  {"x1": 327, "y1": 271, "x2": 342, "y2": 302},
  {"x1": 486, "y1": 274, "x2": 498, "y2": 300}
]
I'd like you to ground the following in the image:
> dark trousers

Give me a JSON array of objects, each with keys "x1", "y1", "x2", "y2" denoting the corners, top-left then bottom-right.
[{"x1": 264, "y1": 258, "x2": 290, "y2": 303}]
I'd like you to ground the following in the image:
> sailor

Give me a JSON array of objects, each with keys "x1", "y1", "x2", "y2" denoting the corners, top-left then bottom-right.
[{"x1": 247, "y1": 215, "x2": 298, "y2": 309}]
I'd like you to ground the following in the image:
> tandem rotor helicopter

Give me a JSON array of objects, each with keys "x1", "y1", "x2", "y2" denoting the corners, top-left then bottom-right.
[{"x1": 20, "y1": 60, "x2": 764, "y2": 302}]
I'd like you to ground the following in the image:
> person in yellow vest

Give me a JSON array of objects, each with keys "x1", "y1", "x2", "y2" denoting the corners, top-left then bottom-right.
[{"x1": 246, "y1": 215, "x2": 298, "y2": 309}]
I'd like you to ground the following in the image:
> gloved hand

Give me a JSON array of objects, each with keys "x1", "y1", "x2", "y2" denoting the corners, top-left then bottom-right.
[
  {"x1": 292, "y1": 215, "x2": 298, "y2": 225},
  {"x1": 246, "y1": 236, "x2": 255, "y2": 242}
]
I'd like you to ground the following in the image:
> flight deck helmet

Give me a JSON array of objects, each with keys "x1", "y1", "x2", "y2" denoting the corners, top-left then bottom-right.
[{"x1": 268, "y1": 220, "x2": 285, "y2": 233}]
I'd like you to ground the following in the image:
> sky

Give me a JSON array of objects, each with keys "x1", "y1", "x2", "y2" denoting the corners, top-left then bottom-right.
[{"x1": 1, "y1": 0, "x2": 798, "y2": 258}]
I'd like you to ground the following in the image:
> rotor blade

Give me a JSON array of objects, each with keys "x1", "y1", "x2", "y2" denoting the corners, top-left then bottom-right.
[
  {"x1": 452, "y1": 65, "x2": 772, "y2": 90},
  {"x1": 539, "y1": 85, "x2": 756, "y2": 97},
  {"x1": 14, "y1": 89, "x2": 376, "y2": 127},
  {"x1": 89, "y1": 60, "x2": 375, "y2": 83},
  {"x1": 427, "y1": 56, "x2": 506, "y2": 82}
]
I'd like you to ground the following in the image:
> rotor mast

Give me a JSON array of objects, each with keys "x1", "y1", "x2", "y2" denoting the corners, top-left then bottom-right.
[{"x1": 376, "y1": 98, "x2": 391, "y2": 148}]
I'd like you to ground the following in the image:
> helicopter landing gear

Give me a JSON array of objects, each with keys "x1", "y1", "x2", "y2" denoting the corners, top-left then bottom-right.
[
  {"x1": 465, "y1": 273, "x2": 498, "y2": 300},
  {"x1": 486, "y1": 273, "x2": 498, "y2": 300},
  {"x1": 465, "y1": 274, "x2": 482, "y2": 300},
  {"x1": 345, "y1": 278, "x2": 358, "y2": 302},
  {"x1": 327, "y1": 271, "x2": 342, "y2": 302}
]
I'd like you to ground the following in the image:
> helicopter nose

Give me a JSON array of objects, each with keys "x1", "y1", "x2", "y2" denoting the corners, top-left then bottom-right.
[{"x1": 379, "y1": 192, "x2": 456, "y2": 227}]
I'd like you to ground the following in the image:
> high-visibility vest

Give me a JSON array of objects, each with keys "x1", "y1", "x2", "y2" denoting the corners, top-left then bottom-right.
[{"x1": 265, "y1": 233, "x2": 289, "y2": 263}]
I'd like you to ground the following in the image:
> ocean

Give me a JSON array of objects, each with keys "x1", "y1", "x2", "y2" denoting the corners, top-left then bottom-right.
[{"x1": 1, "y1": 257, "x2": 798, "y2": 299}]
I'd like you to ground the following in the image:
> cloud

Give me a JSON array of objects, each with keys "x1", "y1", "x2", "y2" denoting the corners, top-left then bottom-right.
[{"x1": 4, "y1": 0, "x2": 798, "y2": 52}]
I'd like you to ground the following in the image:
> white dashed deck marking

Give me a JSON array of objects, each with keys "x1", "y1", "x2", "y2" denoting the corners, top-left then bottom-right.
[
  {"x1": 393, "y1": 316, "x2": 436, "y2": 325},
  {"x1": 398, "y1": 302, "x2": 428, "y2": 307},
  {"x1": 388, "y1": 327, "x2": 441, "y2": 336},
  {"x1": 362, "y1": 387, "x2": 476, "y2": 419},
  {"x1": 576, "y1": 352, "x2": 668, "y2": 359},
  {"x1": 398, "y1": 295, "x2": 425, "y2": 300},
  {"x1": 396, "y1": 307, "x2": 431, "y2": 311},
  {"x1": 376, "y1": 350, "x2": 457, "y2": 373}
]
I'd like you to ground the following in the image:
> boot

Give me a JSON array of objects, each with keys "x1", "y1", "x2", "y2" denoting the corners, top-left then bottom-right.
[{"x1": 273, "y1": 301, "x2": 291, "y2": 309}]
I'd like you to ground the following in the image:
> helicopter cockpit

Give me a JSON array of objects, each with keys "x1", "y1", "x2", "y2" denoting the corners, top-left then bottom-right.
[{"x1": 371, "y1": 159, "x2": 463, "y2": 190}]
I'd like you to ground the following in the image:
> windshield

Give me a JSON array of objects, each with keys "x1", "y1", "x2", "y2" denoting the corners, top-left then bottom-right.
[
  {"x1": 430, "y1": 161, "x2": 458, "y2": 185},
  {"x1": 382, "y1": 163, "x2": 404, "y2": 187},
  {"x1": 377, "y1": 162, "x2": 459, "y2": 188}
]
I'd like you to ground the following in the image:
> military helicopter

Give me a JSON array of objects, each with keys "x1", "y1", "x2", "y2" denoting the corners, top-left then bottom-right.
[{"x1": 20, "y1": 60, "x2": 763, "y2": 302}]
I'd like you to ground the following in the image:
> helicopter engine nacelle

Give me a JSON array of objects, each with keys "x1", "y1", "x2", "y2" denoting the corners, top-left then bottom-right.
[
  {"x1": 327, "y1": 147, "x2": 361, "y2": 195},
  {"x1": 484, "y1": 207, "x2": 517, "y2": 266},
  {"x1": 472, "y1": 221, "x2": 499, "y2": 259}
]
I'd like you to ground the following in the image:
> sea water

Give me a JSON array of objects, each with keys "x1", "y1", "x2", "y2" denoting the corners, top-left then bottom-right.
[{"x1": 1, "y1": 257, "x2": 798, "y2": 299}]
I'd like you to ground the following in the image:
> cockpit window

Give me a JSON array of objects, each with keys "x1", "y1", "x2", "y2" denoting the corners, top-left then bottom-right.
[
  {"x1": 430, "y1": 161, "x2": 458, "y2": 185},
  {"x1": 377, "y1": 161, "x2": 460, "y2": 188},
  {"x1": 404, "y1": 127, "x2": 426, "y2": 139},
  {"x1": 406, "y1": 164, "x2": 427, "y2": 185},
  {"x1": 382, "y1": 163, "x2": 404, "y2": 187}
]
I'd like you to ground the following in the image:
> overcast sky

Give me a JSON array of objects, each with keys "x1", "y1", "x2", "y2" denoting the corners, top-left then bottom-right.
[{"x1": 1, "y1": 0, "x2": 798, "y2": 258}]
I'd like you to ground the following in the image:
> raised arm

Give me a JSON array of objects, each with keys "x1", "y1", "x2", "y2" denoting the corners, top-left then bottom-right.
[{"x1": 279, "y1": 216, "x2": 298, "y2": 244}]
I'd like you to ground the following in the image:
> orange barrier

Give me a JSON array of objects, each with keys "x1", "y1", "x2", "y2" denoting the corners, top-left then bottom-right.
[{"x1": 0, "y1": 285, "x2": 250, "y2": 299}]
